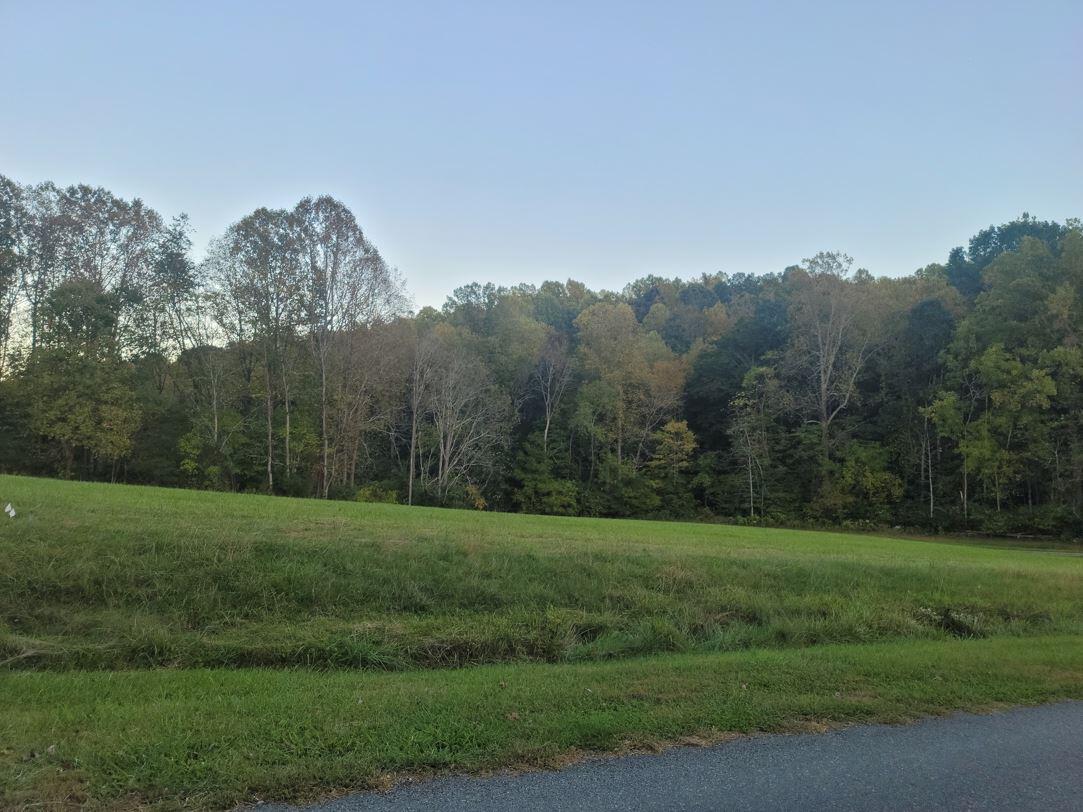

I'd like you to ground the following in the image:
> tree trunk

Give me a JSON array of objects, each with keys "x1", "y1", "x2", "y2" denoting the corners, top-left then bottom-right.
[
  {"x1": 408, "y1": 406, "x2": 418, "y2": 506},
  {"x1": 320, "y1": 358, "x2": 330, "y2": 498},
  {"x1": 928, "y1": 440, "x2": 935, "y2": 519},
  {"x1": 265, "y1": 360, "x2": 275, "y2": 493},
  {"x1": 211, "y1": 381, "x2": 219, "y2": 444},
  {"x1": 962, "y1": 457, "x2": 968, "y2": 522},
  {"x1": 747, "y1": 448, "x2": 755, "y2": 518},
  {"x1": 283, "y1": 379, "x2": 291, "y2": 476},
  {"x1": 616, "y1": 388, "x2": 624, "y2": 467}
]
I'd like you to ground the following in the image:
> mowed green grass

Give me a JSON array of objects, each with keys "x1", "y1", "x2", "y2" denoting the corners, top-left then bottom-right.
[
  {"x1": 1, "y1": 474, "x2": 1083, "y2": 808},
  {"x1": 2, "y1": 637, "x2": 1081, "y2": 809}
]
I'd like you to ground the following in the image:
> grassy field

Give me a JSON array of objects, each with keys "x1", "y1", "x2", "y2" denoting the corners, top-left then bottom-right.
[{"x1": 1, "y1": 474, "x2": 1082, "y2": 808}]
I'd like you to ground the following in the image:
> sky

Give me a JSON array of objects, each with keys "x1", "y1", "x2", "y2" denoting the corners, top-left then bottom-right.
[{"x1": 2, "y1": 1, "x2": 1082, "y2": 308}]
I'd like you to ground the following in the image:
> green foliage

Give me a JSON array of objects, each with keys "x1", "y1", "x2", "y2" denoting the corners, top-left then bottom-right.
[
  {"x1": 25, "y1": 350, "x2": 140, "y2": 475},
  {"x1": 0, "y1": 173, "x2": 1081, "y2": 536},
  {"x1": 512, "y1": 433, "x2": 579, "y2": 515},
  {"x1": 356, "y1": 483, "x2": 400, "y2": 503},
  {"x1": 646, "y1": 419, "x2": 698, "y2": 517},
  {"x1": 834, "y1": 442, "x2": 904, "y2": 522},
  {"x1": 21, "y1": 281, "x2": 141, "y2": 476},
  {"x1": 648, "y1": 419, "x2": 697, "y2": 478}
]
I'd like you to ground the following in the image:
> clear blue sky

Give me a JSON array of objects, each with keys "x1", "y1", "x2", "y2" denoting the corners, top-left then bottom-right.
[{"x1": 3, "y1": 1, "x2": 1081, "y2": 307}]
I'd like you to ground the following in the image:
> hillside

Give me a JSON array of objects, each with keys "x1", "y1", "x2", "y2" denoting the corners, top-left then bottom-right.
[
  {"x1": 2, "y1": 474, "x2": 1082, "y2": 807},
  {"x1": 3, "y1": 475, "x2": 1081, "y2": 671}
]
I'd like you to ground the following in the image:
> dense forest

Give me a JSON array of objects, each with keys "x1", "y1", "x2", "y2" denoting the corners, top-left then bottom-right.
[{"x1": 1, "y1": 174, "x2": 1081, "y2": 536}]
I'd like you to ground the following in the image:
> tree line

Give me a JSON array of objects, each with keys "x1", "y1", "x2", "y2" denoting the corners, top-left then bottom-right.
[{"x1": 1, "y1": 174, "x2": 1081, "y2": 535}]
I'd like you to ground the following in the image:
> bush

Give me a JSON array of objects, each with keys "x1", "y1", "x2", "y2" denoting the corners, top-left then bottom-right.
[{"x1": 355, "y1": 484, "x2": 400, "y2": 504}]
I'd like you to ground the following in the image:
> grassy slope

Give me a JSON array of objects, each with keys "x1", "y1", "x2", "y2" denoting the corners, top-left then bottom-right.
[
  {"x1": 1, "y1": 474, "x2": 1082, "y2": 808},
  {"x1": 3, "y1": 475, "x2": 1081, "y2": 670}
]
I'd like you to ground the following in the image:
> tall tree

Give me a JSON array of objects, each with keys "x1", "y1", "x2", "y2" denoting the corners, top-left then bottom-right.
[
  {"x1": 784, "y1": 253, "x2": 882, "y2": 491},
  {"x1": 25, "y1": 280, "x2": 140, "y2": 477},
  {"x1": 532, "y1": 330, "x2": 574, "y2": 454},
  {"x1": 293, "y1": 195, "x2": 403, "y2": 496},
  {"x1": 206, "y1": 207, "x2": 302, "y2": 491},
  {"x1": 414, "y1": 324, "x2": 513, "y2": 503}
]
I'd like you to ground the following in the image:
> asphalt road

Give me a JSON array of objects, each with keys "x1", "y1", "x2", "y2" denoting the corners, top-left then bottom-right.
[{"x1": 285, "y1": 702, "x2": 1083, "y2": 811}]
